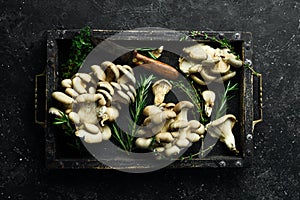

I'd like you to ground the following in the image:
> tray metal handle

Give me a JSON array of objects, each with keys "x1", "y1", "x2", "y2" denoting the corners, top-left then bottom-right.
[
  {"x1": 35, "y1": 72, "x2": 46, "y2": 127},
  {"x1": 253, "y1": 73, "x2": 263, "y2": 131}
]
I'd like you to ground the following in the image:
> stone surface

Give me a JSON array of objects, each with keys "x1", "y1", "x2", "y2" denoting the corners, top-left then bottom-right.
[{"x1": 0, "y1": 0, "x2": 299, "y2": 199}]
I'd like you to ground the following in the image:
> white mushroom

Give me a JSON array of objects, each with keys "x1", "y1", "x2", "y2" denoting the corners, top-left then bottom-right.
[
  {"x1": 61, "y1": 79, "x2": 72, "y2": 88},
  {"x1": 49, "y1": 107, "x2": 63, "y2": 117},
  {"x1": 165, "y1": 145, "x2": 180, "y2": 156},
  {"x1": 155, "y1": 132, "x2": 174, "y2": 143},
  {"x1": 152, "y1": 79, "x2": 172, "y2": 105},
  {"x1": 205, "y1": 114, "x2": 238, "y2": 153},
  {"x1": 97, "y1": 82, "x2": 114, "y2": 95},
  {"x1": 91, "y1": 65, "x2": 106, "y2": 81},
  {"x1": 52, "y1": 91, "x2": 74, "y2": 105},
  {"x1": 183, "y1": 44, "x2": 207, "y2": 61},
  {"x1": 72, "y1": 77, "x2": 87, "y2": 94},
  {"x1": 202, "y1": 90, "x2": 216, "y2": 117},
  {"x1": 69, "y1": 112, "x2": 80, "y2": 124},
  {"x1": 76, "y1": 73, "x2": 92, "y2": 83},
  {"x1": 135, "y1": 138, "x2": 152, "y2": 149},
  {"x1": 65, "y1": 88, "x2": 79, "y2": 98}
]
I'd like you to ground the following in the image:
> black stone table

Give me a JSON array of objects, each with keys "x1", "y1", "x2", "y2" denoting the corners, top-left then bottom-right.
[{"x1": 0, "y1": 0, "x2": 299, "y2": 199}]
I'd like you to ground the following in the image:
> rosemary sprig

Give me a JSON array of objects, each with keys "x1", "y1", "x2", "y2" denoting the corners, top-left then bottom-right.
[
  {"x1": 170, "y1": 80, "x2": 207, "y2": 124},
  {"x1": 215, "y1": 81, "x2": 238, "y2": 119},
  {"x1": 180, "y1": 144, "x2": 215, "y2": 161},
  {"x1": 112, "y1": 75, "x2": 155, "y2": 152},
  {"x1": 53, "y1": 111, "x2": 81, "y2": 150}
]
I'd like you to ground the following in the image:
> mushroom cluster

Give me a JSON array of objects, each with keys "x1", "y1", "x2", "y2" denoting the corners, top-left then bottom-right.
[
  {"x1": 49, "y1": 61, "x2": 136, "y2": 143},
  {"x1": 134, "y1": 79, "x2": 205, "y2": 157},
  {"x1": 179, "y1": 44, "x2": 243, "y2": 85}
]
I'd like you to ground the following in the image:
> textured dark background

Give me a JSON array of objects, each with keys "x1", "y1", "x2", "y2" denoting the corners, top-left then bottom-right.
[{"x1": 1, "y1": 0, "x2": 299, "y2": 199}]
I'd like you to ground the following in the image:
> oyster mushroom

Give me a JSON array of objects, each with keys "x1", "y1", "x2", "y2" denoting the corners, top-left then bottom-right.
[
  {"x1": 183, "y1": 44, "x2": 207, "y2": 61},
  {"x1": 91, "y1": 65, "x2": 106, "y2": 81},
  {"x1": 135, "y1": 138, "x2": 152, "y2": 149},
  {"x1": 72, "y1": 77, "x2": 87, "y2": 94},
  {"x1": 173, "y1": 101, "x2": 194, "y2": 122},
  {"x1": 97, "y1": 82, "x2": 114, "y2": 95},
  {"x1": 205, "y1": 114, "x2": 238, "y2": 153},
  {"x1": 165, "y1": 145, "x2": 180, "y2": 156},
  {"x1": 49, "y1": 107, "x2": 63, "y2": 117},
  {"x1": 101, "y1": 61, "x2": 120, "y2": 82},
  {"x1": 152, "y1": 79, "x2": 172, "y2": 105},
  {"x1": 202, "y1": 90, "x2": 216, "y2": 117},
  {"x1": 117, "y1": 65, "x2": 136, "y2": 85},
  {"x1": 52, "y1": 91, "x2": 74, "y2": 105},
  {"x1": 76, "y1": 73, "x2": 92, "y2": 83},
  {"x1": 61, "y1": 79, "x2": 72, "y2": 88},
  {"x1": 155, "y1": 132, "x2": 174, "y2": 143},
  {"x1": 76, "y1": 129, "x2": 103, "y2": 143}
]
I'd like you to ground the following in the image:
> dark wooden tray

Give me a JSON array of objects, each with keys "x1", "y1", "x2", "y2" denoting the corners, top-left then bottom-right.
[{"x1": 35, "y1": 29, "x2": 262, "y2": 170}]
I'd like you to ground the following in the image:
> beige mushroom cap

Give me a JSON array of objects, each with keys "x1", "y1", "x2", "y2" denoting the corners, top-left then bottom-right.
[
  {"x1": 152, "y1": 79, "x2": 172, "y2": 105},
  {"x1": 208, "y1": 114, "x2": 236, "y2": 128},
  {"x1": 183, "y1": 44, "x2": 208, "y2": 61},
  {"x1": 173, "y1": 101, "x2": 194, "y2": 114},
  {"x1": 202, "y1": 90, "x2": 216, "y2": 117},
  {"x1": 97, "y1": 82, "x2": 114, "y2": 95},
  {"x1": 101, "y1": 61, "x2": 120, "y2": 82},
  {"x1": 206, "y1": 114, "x2": 237, "y2": 153}
]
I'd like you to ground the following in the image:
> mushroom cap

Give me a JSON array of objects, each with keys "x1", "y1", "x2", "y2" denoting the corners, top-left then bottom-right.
[
  {"x1": 110, "y1": 82, "x2": 122, "y2": 91},
  {"x1": 170, "y1": 120, "x2": 189, "y2": 130},
  {"x1": 202, "y1": 90, "x2": 216, "y2": 103},
  {"x1": 113, "y1": 90, "x2": 131, "y2": 104},
  {"x1": 208, "y1": 114, "x2": 236, "y2": 128},
  {"x1": 187, "y1": 120, "x2": 201, "y2": 130},
  {"x1": 91, "y1": 65, "x2": 106, "y2": 81},
  {"x1": 173, "y1": 101, "x2": 194, "y2": 113},
  {"x1": 76, "y1": 73, "x2": 92, "y2": 83},
  {"x1": 49, "y1": 107, "x2": 63, "y2": 117},
  {"x1": 165, "y1": 102, "x2": 176, "y2": 110},
  {"x1": 143, "y1": 105, "x2": 162, "y2": 116},
  {"x1": 97, "y1": 82, "x2": 114, "y2": 95},
  {"x1": 155, "y1": 132, "x2": 174, "y2": 143},
  {"x1": 188, "y1": 64, "x2": 203, "y2": 74},
  {"x1": 165, "y1": 145, "x2": 180, "y2": 156},
  {"x1": 61, "y1": 79, "x2": 72, "y2": 88},
  {"x1": 183, "y1": 44, "x2": 207, "y2": 61},
  {"x1": 97, "y1": 89, "x2": 113, "y2": 103},
  {"x1": 152, "y1": 79, "x2": 172, "y2": 103},
  {"x1": 120, "y1": 83, "x2": 129, "y2": 91},
  {"x1": 52, "y1": 91, "x2": 74, "y2": 105},
  {"x1": 101, "y1": 61, "x2": 120, "y2": 82},
  {"x1": 101, "y1": 125, "x2": 112, "y2": 140},
  {"x1": 195, "y1": 124, "x2": 205, "y2": 135},
  {"x1": 135, "y1": 138, "x2": 152, "y2": 149},
  {"x1": 117, "y1": 65, "x2": 136, "y2": 85},
  {"x1": 178, "y1": 57, "x2": 195, "y2": 74}
]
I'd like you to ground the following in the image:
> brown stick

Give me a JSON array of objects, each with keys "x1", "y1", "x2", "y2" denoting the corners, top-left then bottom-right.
[{"x1": 132, "y1": 51, "x2": 179, "y2": 80}]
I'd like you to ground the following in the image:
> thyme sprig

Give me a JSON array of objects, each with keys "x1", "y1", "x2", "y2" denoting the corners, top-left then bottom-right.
[{"x1": 60, "y1": 26, "x2": 94, "y2": 79}]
